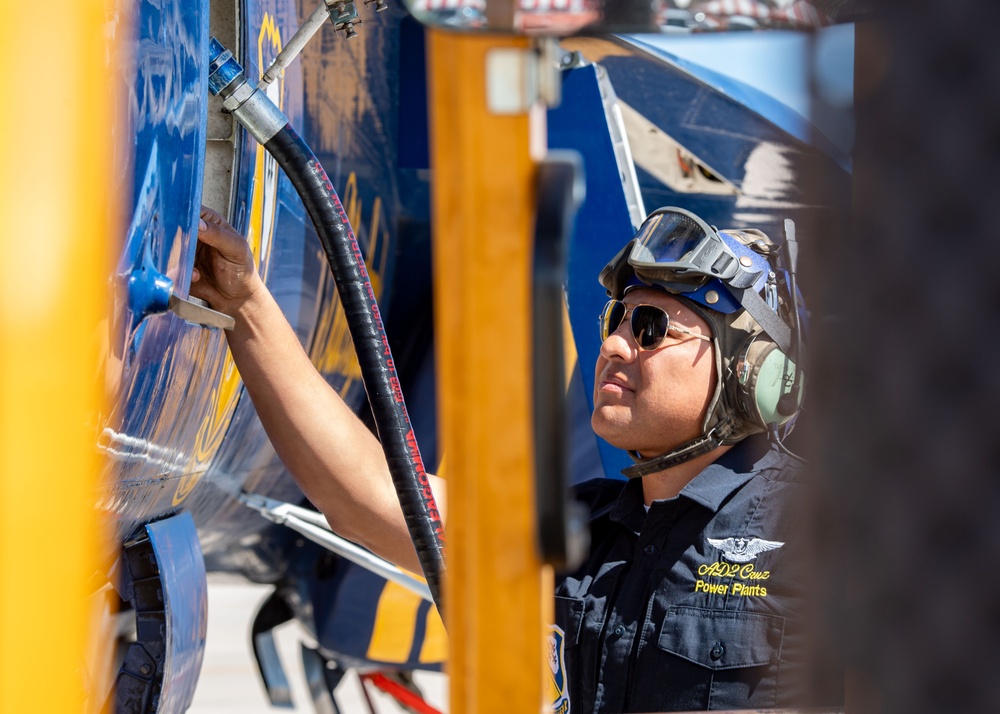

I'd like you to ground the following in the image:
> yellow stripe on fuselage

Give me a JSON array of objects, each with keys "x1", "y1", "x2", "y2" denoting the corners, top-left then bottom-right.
[
  {"x1": 367, "y1": 581, "x2": 422, "y2": 663},
  {"x1": 367, "y1": 578, "x2": 448, "y2": 665},
  {"x1": 419, "y1": 603, "x2": 448, "y2": 664}
]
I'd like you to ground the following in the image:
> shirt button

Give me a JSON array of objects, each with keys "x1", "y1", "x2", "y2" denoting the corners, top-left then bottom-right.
[
  {"x1": 614, "y1": 625, "x2": 626, "y2": 637},
  {"x1": 710, "y1": 642, "x2": 725, "y2": 661},
  {"x1": 643, "y1": 544, "x2": 655, "y2": 555}
]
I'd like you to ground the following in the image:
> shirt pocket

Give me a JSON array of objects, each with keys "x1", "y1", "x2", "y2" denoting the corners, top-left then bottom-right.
[
  {"x1": 630, "y1": 606, "x2": 785, "y2": 711},
  {"x1": 553, "y1": 595, "x2": 585, "y2": 648},
  {"x1": 657, "y1": 605, "x2": 784, "y2": 669}
]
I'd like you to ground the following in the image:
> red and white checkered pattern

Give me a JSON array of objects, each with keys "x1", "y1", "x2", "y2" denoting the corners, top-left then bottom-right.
[
  {"x1": 417, "y1": 0, "x2": 588, "y2": 9},
  {"x1": 694, "y1": 0, "x2": 832, "y2": 28}
]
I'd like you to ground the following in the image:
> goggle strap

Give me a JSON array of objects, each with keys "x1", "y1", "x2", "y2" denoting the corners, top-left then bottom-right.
[
  {"x1": 692, "y1": 240, "x2": 736, "y2": 279},
  {"x1": 731, "y1": 285, "x2": 792, "y2": 355}
]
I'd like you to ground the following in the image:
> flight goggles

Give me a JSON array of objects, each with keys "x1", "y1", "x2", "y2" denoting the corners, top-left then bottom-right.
[
  {"x1": 600, "y1": 207, "x2": 793, "y2": 354},
  {"x1": 626, "y1": 207, "x2": 769, "y2": 294},
  {"x1": 628, "y1": 207, "x2": 769, "y2": 292},
  {"x1": 599, "y1": 299, "x2": 711, "y2": 350}
]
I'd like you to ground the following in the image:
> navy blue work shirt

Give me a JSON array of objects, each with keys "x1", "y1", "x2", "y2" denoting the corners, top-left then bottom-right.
[{"x1": 549, "y1": 437, "x2": 837, "y2": 713}]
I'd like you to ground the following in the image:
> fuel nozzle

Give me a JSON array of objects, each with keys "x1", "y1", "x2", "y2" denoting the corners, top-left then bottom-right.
[{"x1": 208, "y1": 37, "x2": 246, "y2": 100}]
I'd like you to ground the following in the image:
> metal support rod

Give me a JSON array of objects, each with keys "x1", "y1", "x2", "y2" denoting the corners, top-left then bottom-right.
[
  {"x1": 238, "y1": 493, "x2": 433, "y2": 602},
  {"x1": 260, "y1": 3, "x2": 330, "y2": 88}
]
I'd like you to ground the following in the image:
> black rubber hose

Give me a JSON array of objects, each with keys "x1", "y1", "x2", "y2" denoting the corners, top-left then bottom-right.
[{"x1": 264, "y1": 123, "x2": 445, "y2": 615}]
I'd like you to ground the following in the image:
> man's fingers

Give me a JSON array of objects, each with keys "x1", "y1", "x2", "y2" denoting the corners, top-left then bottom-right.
[
  {"x1": 189, "y1": 278, "x2": 222, "y2": 309},
  {"x1": 200, "y1": 205, "x2": 225, "y2": 224},
  {"x1": 195, "y1": 204, "x2": 259, "y2": 308},
  {"x1": 196, "y1": 220, "x2": 229, "y2": 250},
  {"x1": 197, "y1": 206, "x2": 246, "y2": 252}
]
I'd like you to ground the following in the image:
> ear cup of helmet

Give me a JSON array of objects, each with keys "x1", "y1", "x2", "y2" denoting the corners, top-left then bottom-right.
[{"x1": 735, "y1": 336, "x2": 802, "y2": 429}]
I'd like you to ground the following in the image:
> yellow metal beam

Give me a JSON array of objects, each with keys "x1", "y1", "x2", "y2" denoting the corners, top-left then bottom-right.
[
  {"x1": 0, "y1": 1, "x2": 116, "y2": 709},
  {"x1": 428, "y1": 30, "x2": 553, "y2": 713}
]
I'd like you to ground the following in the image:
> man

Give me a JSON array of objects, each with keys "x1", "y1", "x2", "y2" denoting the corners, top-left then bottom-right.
[
  {"x1": 552, "y1": 208, "x2": 834, "y2": 712},
  {"x1": 194, "y1": 204, "x2": 835, "y2": 711}
]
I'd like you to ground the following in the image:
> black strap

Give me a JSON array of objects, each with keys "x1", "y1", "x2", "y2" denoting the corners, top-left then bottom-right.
[
  {"x1": 732, "y1": 285, "x2": 792, "y2": 355},
  {"x1": 621, "y1": 431, "x2": 724, "y2": 479}
]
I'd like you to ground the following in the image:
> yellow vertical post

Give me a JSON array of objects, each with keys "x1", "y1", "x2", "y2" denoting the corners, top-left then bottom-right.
[
  {"x1": 428, "y1": 30, "x2": 553, "y2": 713},
  {"x1": 0, "y1": 1, "x2": 115, "y2": 710}
]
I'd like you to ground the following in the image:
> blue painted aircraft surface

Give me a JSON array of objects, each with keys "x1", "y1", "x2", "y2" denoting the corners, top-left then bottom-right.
[{"x1": 95, "y1": 0, "x2": 851, "y2": 710}]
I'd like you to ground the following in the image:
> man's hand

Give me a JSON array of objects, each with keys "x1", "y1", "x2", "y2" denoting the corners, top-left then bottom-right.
[{"x1": 191, "y1": 206, "x2": 261, "y2": 312}]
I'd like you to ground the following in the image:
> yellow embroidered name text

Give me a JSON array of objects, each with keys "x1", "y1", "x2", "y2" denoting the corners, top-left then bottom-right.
[
  {"x1": 697, "y1": 562, "x2": 771, "y2": 580},
  {"x1": 732, "y1": 582, "x2": 767, "y2": 597},
  {"x1": 694, "y1": 579, "x2": 729, "y2": 595},
  {"x1": 693, "y1": 562, "x2": 772, "y2": 597}
]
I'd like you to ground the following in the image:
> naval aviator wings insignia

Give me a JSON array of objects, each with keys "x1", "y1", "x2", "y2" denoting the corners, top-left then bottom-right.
[{"x1": 708, "y1": 536, "x2": 784, "y2": 563}]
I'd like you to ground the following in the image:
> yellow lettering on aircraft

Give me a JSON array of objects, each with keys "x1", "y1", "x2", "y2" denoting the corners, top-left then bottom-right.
[
  {"x1": 309, "y1": 172, "x2": 391, "y2": 392},
  {"x1": 174, "y1": 14, "x2": 284, "y2": 505}
]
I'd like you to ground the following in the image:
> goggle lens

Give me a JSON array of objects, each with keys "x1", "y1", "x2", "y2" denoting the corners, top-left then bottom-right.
[{"x1": 632, "y1": 211, "x2": 710, "y2": 265}]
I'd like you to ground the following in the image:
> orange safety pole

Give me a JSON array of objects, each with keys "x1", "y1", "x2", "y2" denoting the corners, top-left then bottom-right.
[
  {"x1": 427, "y1": 29, "x2": 553, "y2": 714},
  {"x1": 0, "y1": 1, "x2": 117, "y2": 710}
]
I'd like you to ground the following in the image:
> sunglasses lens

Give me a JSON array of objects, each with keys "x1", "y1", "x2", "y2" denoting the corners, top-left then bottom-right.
[
  {"x1": 632, "y1": 305, "x2": 669, "y2": 350},
  {"x1": 600, "y1": 300, "x2": 627, "y2": 341},
  {"x1": 601, "y1": 301, "x2": 674, "y2": 350}
]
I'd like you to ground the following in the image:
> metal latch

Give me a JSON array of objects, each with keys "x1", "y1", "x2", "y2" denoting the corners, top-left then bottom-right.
[{"x1": 168, "y1": 294, "x2": 234, "y2": 330}]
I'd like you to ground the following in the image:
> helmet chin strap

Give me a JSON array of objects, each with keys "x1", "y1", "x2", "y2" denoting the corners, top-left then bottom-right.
[{"x1": 621, "y1": 428, "x2": 727, "y2": 479}]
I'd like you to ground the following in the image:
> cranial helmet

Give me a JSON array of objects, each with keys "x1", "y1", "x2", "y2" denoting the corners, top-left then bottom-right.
[{"x1": 599, "y1": 207, "x2": 806, "y2": 478}]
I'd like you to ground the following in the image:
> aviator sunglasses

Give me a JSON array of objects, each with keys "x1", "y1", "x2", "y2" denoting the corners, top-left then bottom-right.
[{"x1": 599, "y1": 299, "x2": 711, "y2": 350}]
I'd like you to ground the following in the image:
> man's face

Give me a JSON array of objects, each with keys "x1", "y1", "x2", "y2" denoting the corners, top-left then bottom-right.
[{"x1": 591, "y1": 289, "x2": 716, "y2": 457}]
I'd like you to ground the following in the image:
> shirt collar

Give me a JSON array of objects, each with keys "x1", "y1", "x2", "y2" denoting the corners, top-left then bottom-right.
[
  {"x1": 609, "y1": 478, "x2": 647, "y2": 534},
  {"x1": 609, "y1": 436, "x2": 777, "y2": 529},
  {"x1": 677, "y1": 436, "x2": 774, "y2": 512}
]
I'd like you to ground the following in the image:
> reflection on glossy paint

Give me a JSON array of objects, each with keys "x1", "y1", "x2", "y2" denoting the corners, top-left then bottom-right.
[
  {"x1": 174, "y1": 14, "x2": 285, "y2": 506},
  {"x1": 249, "y1": 13, "x2": 285, "y2": 283},
  {"x1": 99, "y1": 428, "x2": 187, "y2": 475},
  {"x1": 174, "y1": 326, "x2": 242, "y2": 506}
]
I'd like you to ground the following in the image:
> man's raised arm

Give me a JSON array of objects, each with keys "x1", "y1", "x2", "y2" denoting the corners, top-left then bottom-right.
[{"x1": 191, "y1": 206, "x2": 441, "y2": 573}]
